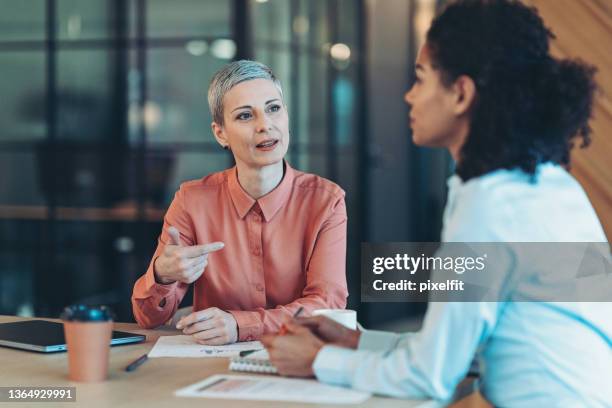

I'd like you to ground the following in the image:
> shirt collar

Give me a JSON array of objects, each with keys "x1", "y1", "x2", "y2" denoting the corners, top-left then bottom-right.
[
  {"x1": 227, "y1": 160, "x2": 294, "y2": 222},
  {"x1": 443, "y1": 174, "x2": 463, "y2": 223},
  {"x1": 446, "y1": 174, "x2": 463, "y2": 193}
]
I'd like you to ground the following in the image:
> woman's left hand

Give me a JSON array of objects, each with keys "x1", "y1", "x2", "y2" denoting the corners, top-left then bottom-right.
[
  {"x1": 261, "y1": 322, "x2": 325, "y2": 377},
  {"x1": 176, "y1": 307, "x2": 238, "y2": 345}
]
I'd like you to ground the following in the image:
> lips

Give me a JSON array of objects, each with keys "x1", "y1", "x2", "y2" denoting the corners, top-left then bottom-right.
[{"x1": 255, "y1": 139, "x2": 279, "y2": 150}]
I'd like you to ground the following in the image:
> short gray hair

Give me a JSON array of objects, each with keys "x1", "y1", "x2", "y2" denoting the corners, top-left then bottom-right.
[{"x1": 207, "y1": 60, "x2": 284, "y2": 125}]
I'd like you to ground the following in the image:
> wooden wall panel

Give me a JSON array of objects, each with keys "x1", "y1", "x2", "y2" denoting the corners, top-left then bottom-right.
[{"x1": 527, "y1": 0, "x2": 612, "y2": 240}]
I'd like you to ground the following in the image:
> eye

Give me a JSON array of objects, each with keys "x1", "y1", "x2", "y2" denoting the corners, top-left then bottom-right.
[
  {"x1": 236, "y1": 111, "x2": 252, "y2": 120},
  {"x1": 267, "y1": 104, "x2": 281, "y2": 113}
]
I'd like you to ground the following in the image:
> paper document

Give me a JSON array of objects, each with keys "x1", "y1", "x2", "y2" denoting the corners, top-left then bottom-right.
[
  {"x1": 148, "y1": 335, "x2": 263, "y2": 358},
  {"x1": 175, "y1": 374, "x2": 371, "y2": 404}
]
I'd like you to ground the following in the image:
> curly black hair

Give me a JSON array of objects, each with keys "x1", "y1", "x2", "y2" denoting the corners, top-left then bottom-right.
[{"x1": 426, "y1": 0, "x2": 597, "y2": 181}]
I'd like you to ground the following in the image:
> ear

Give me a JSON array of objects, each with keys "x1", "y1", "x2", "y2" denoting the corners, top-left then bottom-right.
[
  {"x1": 211, "y1": 122, "x2": 229, "y2": 149},
  {"x1": 452, "y1": 75, "x2": 477, "y2": 115}
]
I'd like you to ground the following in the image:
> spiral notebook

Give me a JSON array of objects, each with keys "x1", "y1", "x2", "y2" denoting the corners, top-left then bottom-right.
[{"x1": 229, "y1": 349, "x2": 278, "y2": 374}]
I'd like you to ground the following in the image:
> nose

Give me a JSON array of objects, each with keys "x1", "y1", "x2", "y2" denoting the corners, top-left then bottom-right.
[
  {"x1": 404, "y1": 86, "x2": 415, "y2": 107},
  {"x1": 255, "y1": 112, "x2": 272, "y2": 133}
]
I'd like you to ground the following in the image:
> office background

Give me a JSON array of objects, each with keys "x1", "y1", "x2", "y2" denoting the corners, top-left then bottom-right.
[{"x1": 1, "y1": 0, "x2": 610, "y2": 326}]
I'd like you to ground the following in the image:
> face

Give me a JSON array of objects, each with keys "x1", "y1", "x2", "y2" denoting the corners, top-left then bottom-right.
[
  {"x1": 404, "y1": 45, "x2": 464, "y2": 149},
  {"x1": 213, "y1": 78, "x2": 289, "y2": 169}
]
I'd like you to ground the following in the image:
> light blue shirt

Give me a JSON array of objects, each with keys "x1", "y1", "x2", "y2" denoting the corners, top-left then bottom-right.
[{"x1": 313, "y1": 163, "x2": 612, "y2": 407}]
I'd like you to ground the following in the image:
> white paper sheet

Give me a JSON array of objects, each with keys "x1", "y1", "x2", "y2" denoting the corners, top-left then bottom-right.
[
  {"x1": 175, "y1": 374, "x2": 372, "y2": 405},
  {"x1": 148, "y1": 335, "x2": 263, "y2": 358}
]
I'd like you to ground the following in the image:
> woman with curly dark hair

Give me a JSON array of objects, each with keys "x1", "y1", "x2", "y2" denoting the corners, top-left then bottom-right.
[
  {"x1": 410, "y1": 0, "x2": 597, "y2": 182},
  {"x1": 261, "y1": 1, "x2": 611, "y2": 406}
]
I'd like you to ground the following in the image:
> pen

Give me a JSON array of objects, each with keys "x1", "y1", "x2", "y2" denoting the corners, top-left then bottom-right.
[
  {"x1": 125, "y1": 353, "x2": 148, "y2": 372},
  {"x1": 293, "y1": 306, "x2": 304, "y2": 318},
  {"x1": 278, "y1": 306, "x2": 304, "y2": 335},
  {"x1": 239, "y1": 349, "x2": 259, "y2": 357}
]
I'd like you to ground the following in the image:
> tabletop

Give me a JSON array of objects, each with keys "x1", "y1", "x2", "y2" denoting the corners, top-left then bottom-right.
[{"x1": 0, "y1": 315, "x2": 439, "y2": 408}]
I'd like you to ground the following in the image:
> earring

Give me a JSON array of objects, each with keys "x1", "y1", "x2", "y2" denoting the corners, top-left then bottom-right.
[{"x1": 223, "y1": 145, "x2": 229, "y2": 150}]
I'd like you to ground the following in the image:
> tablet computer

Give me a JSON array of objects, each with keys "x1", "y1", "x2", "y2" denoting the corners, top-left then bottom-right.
[{"x1": 0, "y1": 320, "x2": 145, "y2": 353}]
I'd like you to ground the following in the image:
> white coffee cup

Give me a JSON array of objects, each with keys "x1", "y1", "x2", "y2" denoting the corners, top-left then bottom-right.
[{"x1": 312, "y1": 309, "x2": 357, "y2": 330}]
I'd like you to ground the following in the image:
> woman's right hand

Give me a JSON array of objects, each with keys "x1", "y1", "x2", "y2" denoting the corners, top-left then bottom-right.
[
  {"x1": 153, "y1": 226, "x2": 224, "y2": 285},
  {"x1": 293, "y1": 315, "x2": 361, "y2": 349}
]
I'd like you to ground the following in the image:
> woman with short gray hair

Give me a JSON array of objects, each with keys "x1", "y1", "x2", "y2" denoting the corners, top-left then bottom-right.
[
  {"x1": 132, "y1": 60, "x2": 348, "y2": 345},
  {"x1": 208, "y1": 60, "x2": 284, "y2": 126}
]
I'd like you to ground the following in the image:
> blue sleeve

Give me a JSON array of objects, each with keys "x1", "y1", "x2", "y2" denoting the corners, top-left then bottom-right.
[
  {"x1": 313, "y1": 302, "x2": 502, "y2": 400},
  {"x1": 357, "y1": 329, "x2": 407, "y2": 351}
]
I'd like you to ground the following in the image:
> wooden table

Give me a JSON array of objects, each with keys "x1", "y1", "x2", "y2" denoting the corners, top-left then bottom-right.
[{"x1": 0, "y1": 316, "x2": 438, "y2": 408}]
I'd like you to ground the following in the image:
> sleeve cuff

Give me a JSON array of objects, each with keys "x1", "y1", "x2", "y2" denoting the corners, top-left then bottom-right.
[
  {"x1": 143, "y1": 256, "x2": 179, "y2": 298},
  {"x1": 358, "y1": 329, "x2": 401, "y2": 352},
  {"x1": 229, "y1": 310, "x2": 263, "y2": 341},
  {"x1": 312, "y1": 345, "x2": 361, "y2": 387}
]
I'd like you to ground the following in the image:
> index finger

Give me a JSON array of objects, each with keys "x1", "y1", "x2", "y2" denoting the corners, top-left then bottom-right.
[
  {"x1": 294, "y1": 316, "x2": 326, "y2": 327},
  {"x1": 181, "y1": 242, "x2": 225, "y2": 258},
  {"x1": 167, "y1": 226, "x2": 182, "y2": 246},
  {"x1": 284, "y1": 322, "x2": 311, "y2": 335},
  {"x1": 176, "y1": 309, "x2": 215, "y2": 329}
]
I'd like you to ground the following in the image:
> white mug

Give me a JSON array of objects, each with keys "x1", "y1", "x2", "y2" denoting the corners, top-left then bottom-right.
[{"x1": 312, "y1": 309, "x2": 357, "y2": 330}]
